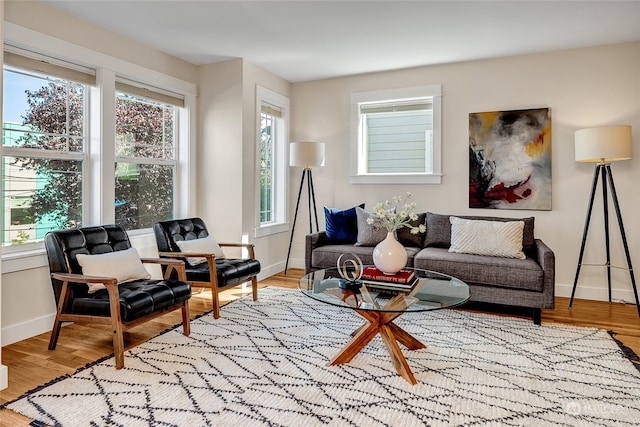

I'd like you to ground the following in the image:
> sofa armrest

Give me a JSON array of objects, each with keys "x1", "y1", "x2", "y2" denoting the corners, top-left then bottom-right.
[
  {"x1": 532, "y1": 238, "x2": 556, "y2": 308},
  {"x1": 305, "y1": 231, "x2": 328, "y2": 274}
]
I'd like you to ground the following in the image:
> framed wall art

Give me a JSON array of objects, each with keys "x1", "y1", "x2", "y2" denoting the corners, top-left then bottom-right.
[{"x1": 469, "y1": 107, "x2": 551, "y2": 210}]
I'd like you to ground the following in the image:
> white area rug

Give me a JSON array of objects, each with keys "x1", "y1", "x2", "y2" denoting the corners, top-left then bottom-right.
[{"x1": 4, "y1": 287, "x2": 640, "y2": 426}]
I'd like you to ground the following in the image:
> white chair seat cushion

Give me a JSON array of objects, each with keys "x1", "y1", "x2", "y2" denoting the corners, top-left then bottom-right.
[
  {"x1": 449, "y1": 216, "x2": 526, "y2": 259},
  {"x1": 76, "y1": 247, "x2": 151, "y2": 293},
  {"x1": 176, "y1": 235, "x2": 225, "y2": 266}
]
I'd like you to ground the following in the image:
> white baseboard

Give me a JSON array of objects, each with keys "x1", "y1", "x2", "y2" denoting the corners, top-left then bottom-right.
[
  {"x1": 0, "y1": 364, "x2": 8, "y2": 390},
  {"x1": 555, "y1": 282, "x2": 638, "y2": 305},
  {"x1": 1, "y1": 313, "x2": 55, "y2": 347}
]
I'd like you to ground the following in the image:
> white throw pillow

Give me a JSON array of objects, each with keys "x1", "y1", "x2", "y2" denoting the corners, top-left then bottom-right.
[
  {"x1": 449, "y1": 216, "x2": 526, "y2": 259},
  {"x1": 175, "y1": 235, "x2": 225, "y2": 266},
  {"x1": 76, "y1": 247, "x2": 151, "y2": 293}
]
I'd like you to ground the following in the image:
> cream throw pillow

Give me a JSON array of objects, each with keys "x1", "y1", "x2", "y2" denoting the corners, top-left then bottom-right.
[
  {"x1": 176, "y1": 235, "x2": 225, "y2": 266},
  {"x1": 76, "y1": 247, "x2": 151, "y2": 293},
  {"x1": 449, "y1": 216, "x2": 526, "y2": 259}
]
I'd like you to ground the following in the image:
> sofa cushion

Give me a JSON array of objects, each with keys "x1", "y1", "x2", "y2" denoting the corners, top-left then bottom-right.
[
  {"x1": 397, "y1": 212, "x2": 427, "y2": 247},
  {"x1": 414, "y1": 247, "x2": 543, "y2": 291},
  {"x1": 324, "y1": 204, "x2": 364, "y2": 244},
  {"x1": 425, "y1": 212, "x2": 535, "y2": 251},
  {"x1": 449, "y1": 216, "x2": 525, "y2": 259},
  {"x1": 354, "y1": 207, "x2": 388, "y2": 246}
]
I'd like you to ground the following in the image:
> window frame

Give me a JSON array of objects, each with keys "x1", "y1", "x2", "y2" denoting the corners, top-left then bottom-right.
[
  {"x1": 1, "y1": 23, "x2": 196, "y2": 272},
  {"x1": 350, "y1": 85, "x2": 442, "y2": 185},
  {"x1": 1, "y1": 63, "x2": 90, "y2": 253},
  {"x1": 254, "y1": 85, "x2": 289, "y2": 238}
]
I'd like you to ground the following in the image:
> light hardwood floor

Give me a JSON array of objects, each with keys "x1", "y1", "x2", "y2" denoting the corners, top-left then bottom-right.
[{"x1": 1, "y1": 269, "x2": 639, "y2": 426}]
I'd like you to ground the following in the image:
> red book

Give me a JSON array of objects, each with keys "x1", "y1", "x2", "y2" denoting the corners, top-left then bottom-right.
[{"x1": 361, "y1": 266, "x2": 415, "y2": 284}]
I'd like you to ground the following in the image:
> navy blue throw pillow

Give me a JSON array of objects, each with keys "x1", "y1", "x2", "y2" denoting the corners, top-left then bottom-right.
[{"x1": 324, "y1": 204, "x2": 365, "y2": 244}]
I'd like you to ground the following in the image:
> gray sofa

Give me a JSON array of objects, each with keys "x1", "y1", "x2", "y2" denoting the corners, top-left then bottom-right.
[{"x1": 305, "y1": 212, "x2": 555, "y2": 324}]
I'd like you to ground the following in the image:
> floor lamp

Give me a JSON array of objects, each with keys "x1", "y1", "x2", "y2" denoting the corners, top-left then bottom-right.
[
  {"x1": 569, "y1": 125, "x2": 640, "y2": 317},
  {"x1": 285, "y1": 141, "x2": 325, "y2": 274}
]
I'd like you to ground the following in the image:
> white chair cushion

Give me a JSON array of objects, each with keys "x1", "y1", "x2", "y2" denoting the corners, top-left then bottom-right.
[
  {"x1": 76, "y1": 247, "x2": 151, "y2": 293},
  {"x1": 176, "y1": 235, "x2": 225, "y2": 266}
]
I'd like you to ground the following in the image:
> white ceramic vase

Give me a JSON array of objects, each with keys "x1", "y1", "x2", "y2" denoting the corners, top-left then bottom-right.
[{"x1": 373, "y1": 231, "x2": 408, "y2": 275}]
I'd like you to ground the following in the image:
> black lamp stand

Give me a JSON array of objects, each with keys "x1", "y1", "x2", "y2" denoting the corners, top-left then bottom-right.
[
  {"x1": 284, "y1": 168, "x2": 319, "y2": 274},
  {"x1": 569, "y1": 162, "x2": 640, "y2": 316}
]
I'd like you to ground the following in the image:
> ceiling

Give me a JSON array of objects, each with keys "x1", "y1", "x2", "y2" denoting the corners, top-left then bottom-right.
[{"x1": 41, "y1": 1, "x2": 640, "y2": 83}]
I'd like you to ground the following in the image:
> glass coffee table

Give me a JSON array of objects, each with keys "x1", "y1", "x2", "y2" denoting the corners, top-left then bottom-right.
[{"x1": 299, "y1": 267, "x2": 470, "y2": 384}]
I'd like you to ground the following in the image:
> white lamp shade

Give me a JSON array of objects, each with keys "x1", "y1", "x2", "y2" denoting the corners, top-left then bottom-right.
[
  {"x1": 290, "y1": 142, "x2": 325, "y2": 168},
  {"x1": 575, "y1": 125, "x2": 632, "y2": 163}
]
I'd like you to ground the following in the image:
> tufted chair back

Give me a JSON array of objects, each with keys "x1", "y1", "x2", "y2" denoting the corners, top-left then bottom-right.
[
  {"x1": 154, "y1": 217, "x2": 209, "y2": 254},
  {"x1": 45, "y1": 225, "x2": 132, "y2": 304}
]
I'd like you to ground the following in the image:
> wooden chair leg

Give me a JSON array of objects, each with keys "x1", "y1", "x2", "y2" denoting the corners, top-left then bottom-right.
[
  {"x1": 252, "y1": 276, "x2": 258, "y2": 301},
  {"x1": 112, "y1": 321, "x2": 125, "y2": 369},
  {"x1": 106, "y1": 282, "x2": 125, "y2": 369},
  {"x1": 181, "y1": 301, "x2": 191, "y2": 336},
  {"x1": 211, "y1": 285, "x2": 221, "y2": 319},
  {"x1": 49, "y1": 281, "x2": 71, "y2": 350},
  {"x1": 48, "y1": 319, "x2": 63, "y2": 350}
]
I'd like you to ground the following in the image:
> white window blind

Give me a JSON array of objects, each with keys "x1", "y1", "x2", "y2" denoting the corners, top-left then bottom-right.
[
  {"x1": 116, "y1": 78, "x2": 185, "y2": 107},
  {"x1": 261, "y1": 102, "x2": 282, "y2": 118},
  {"x1": 4, "y1": 46, "x2": 96, "y2": 85}
]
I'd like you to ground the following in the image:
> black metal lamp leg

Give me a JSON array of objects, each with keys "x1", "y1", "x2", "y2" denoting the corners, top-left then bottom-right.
[
  {"x1": 605, "y1": 165, "x2": 640, "y2": 316},
  {"x1": 601, "y1": 166, "x2": 612, "y2": 303},
  {"x1": 285, "y1": 169, "x2": 307, "y2": 275},
  {"x1": 569, "y1": 165, "x2": 601, "y2": 308},
  {"x1": 308, "y1": 169, "x2": 319, "y2": 233}
]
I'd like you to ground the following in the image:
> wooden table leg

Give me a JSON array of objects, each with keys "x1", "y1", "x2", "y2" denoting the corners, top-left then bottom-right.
[{"x1": 329, "y1": 309, "x2": 426, "y2": 384}]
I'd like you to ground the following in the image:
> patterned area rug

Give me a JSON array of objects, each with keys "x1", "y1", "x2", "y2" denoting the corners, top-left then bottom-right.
[{"x1": 4, "y1": 287, "x2": 640, "y2": 426}]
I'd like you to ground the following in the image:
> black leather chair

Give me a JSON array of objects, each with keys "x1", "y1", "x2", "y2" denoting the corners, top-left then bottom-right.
[
  {"x1": 44, "y1": 225, "x2": 192, "y2": 369},
  {"x1": 153, "y1": 218, "x2": 261, "y2": 319}
]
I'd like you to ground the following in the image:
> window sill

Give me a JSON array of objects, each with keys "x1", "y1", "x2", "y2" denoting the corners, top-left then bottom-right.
[
  {"x1": 254, "y1": 222, "x2": 289, "y2": 238},
  {"x1": 350, "y1": 173, "x2": 442, "y2": 185},
  {"x1": 1, "y1": 245, "x2": 49, "y2": 273}
]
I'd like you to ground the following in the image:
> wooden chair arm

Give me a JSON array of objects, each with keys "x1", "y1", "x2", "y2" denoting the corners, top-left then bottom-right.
[
  {"x1": 140, "y1": 257, "x2": 186, "y2": 266},
  {"x1": 158, "y1": 251, "x2": 216, "y2": 260},
  {"x1": 218, "y1": 243, "x2": 256, "y2": 259},
  {"x1": 218, "y1": 243, "x2": 255, "y2": 249},
  {"x1": 51, "y1": 272, "x2": 118, "y2": 286},
  {"x1": 141, "y1": 257, "x2": 188, "y2": 282}
]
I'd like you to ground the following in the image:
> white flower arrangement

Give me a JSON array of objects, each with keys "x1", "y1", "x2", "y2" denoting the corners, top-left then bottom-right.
[{"x1": 366, "y1": 192, "x2": 427, "y2": 234}]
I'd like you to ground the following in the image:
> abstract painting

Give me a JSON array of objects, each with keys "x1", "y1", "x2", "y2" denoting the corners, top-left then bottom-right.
[{"x1": 469, "y1": 108, "x2": 551, "y2": 210}]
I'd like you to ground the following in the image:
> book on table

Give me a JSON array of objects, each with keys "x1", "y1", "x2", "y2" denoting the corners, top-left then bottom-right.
[
  {"x1": 361, "y1": 266, "x2": 415, "y2": 284},
  {"x1": 363, "y1": 277, "x2": 420, "y2": 295}
]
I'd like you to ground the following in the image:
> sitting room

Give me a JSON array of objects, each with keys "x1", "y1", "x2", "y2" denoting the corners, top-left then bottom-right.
[{"x1": 1, "y1": 1, "x2": 640, "y2": 425}]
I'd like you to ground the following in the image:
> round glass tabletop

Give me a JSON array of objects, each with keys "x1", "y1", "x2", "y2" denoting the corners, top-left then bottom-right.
[{"x1": 299, "y1": 267, "x2": 470, "y2": 314}]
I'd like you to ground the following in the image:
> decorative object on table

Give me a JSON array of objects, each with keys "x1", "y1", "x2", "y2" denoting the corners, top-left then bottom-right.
[
  {"x1": 570, "y1": 125, "x2": 639, "y2": 317},
  {"x1": 368, "y1": 192, "x2": 426, "y2": 274},
  {"x1": 469, "y1": 108, "x2": 551, "y2": 210},
  {"x1": 285, "y1": 141, "x2": 325, "y2": 274},
  {"x1": 336, "y1": 253, "x2": 363, "y2": 291}
]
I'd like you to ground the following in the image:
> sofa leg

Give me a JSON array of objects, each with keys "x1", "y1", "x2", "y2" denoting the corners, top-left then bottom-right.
[{"x1": 532, "y1": 308, "x2": 541, "y2": 325}]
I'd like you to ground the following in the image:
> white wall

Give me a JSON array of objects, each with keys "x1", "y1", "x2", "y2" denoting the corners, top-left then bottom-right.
[
  {"x1": 196, "y1": 59, "x2": 292, "y2": 276},
  {"x1": 290, "y1": 41, "x2": 640, "y2": 304}
]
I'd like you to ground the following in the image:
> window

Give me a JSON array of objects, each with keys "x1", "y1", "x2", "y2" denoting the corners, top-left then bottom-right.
[
  {"x1": 2, "y1": 42, "x2": 193, "y2": 256},
  {"x1": 255, "y1": 86, "x2": 289, "y2": 238},
  {"x1": 2, "y1": 56, "x2": 90, "y2": 247},
  {"x1": 351, "y1": 85, "x2": 442, "y2": 184},
  {"x1": 115, "y1": 81, "x2": 181, "y2": 230}
]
